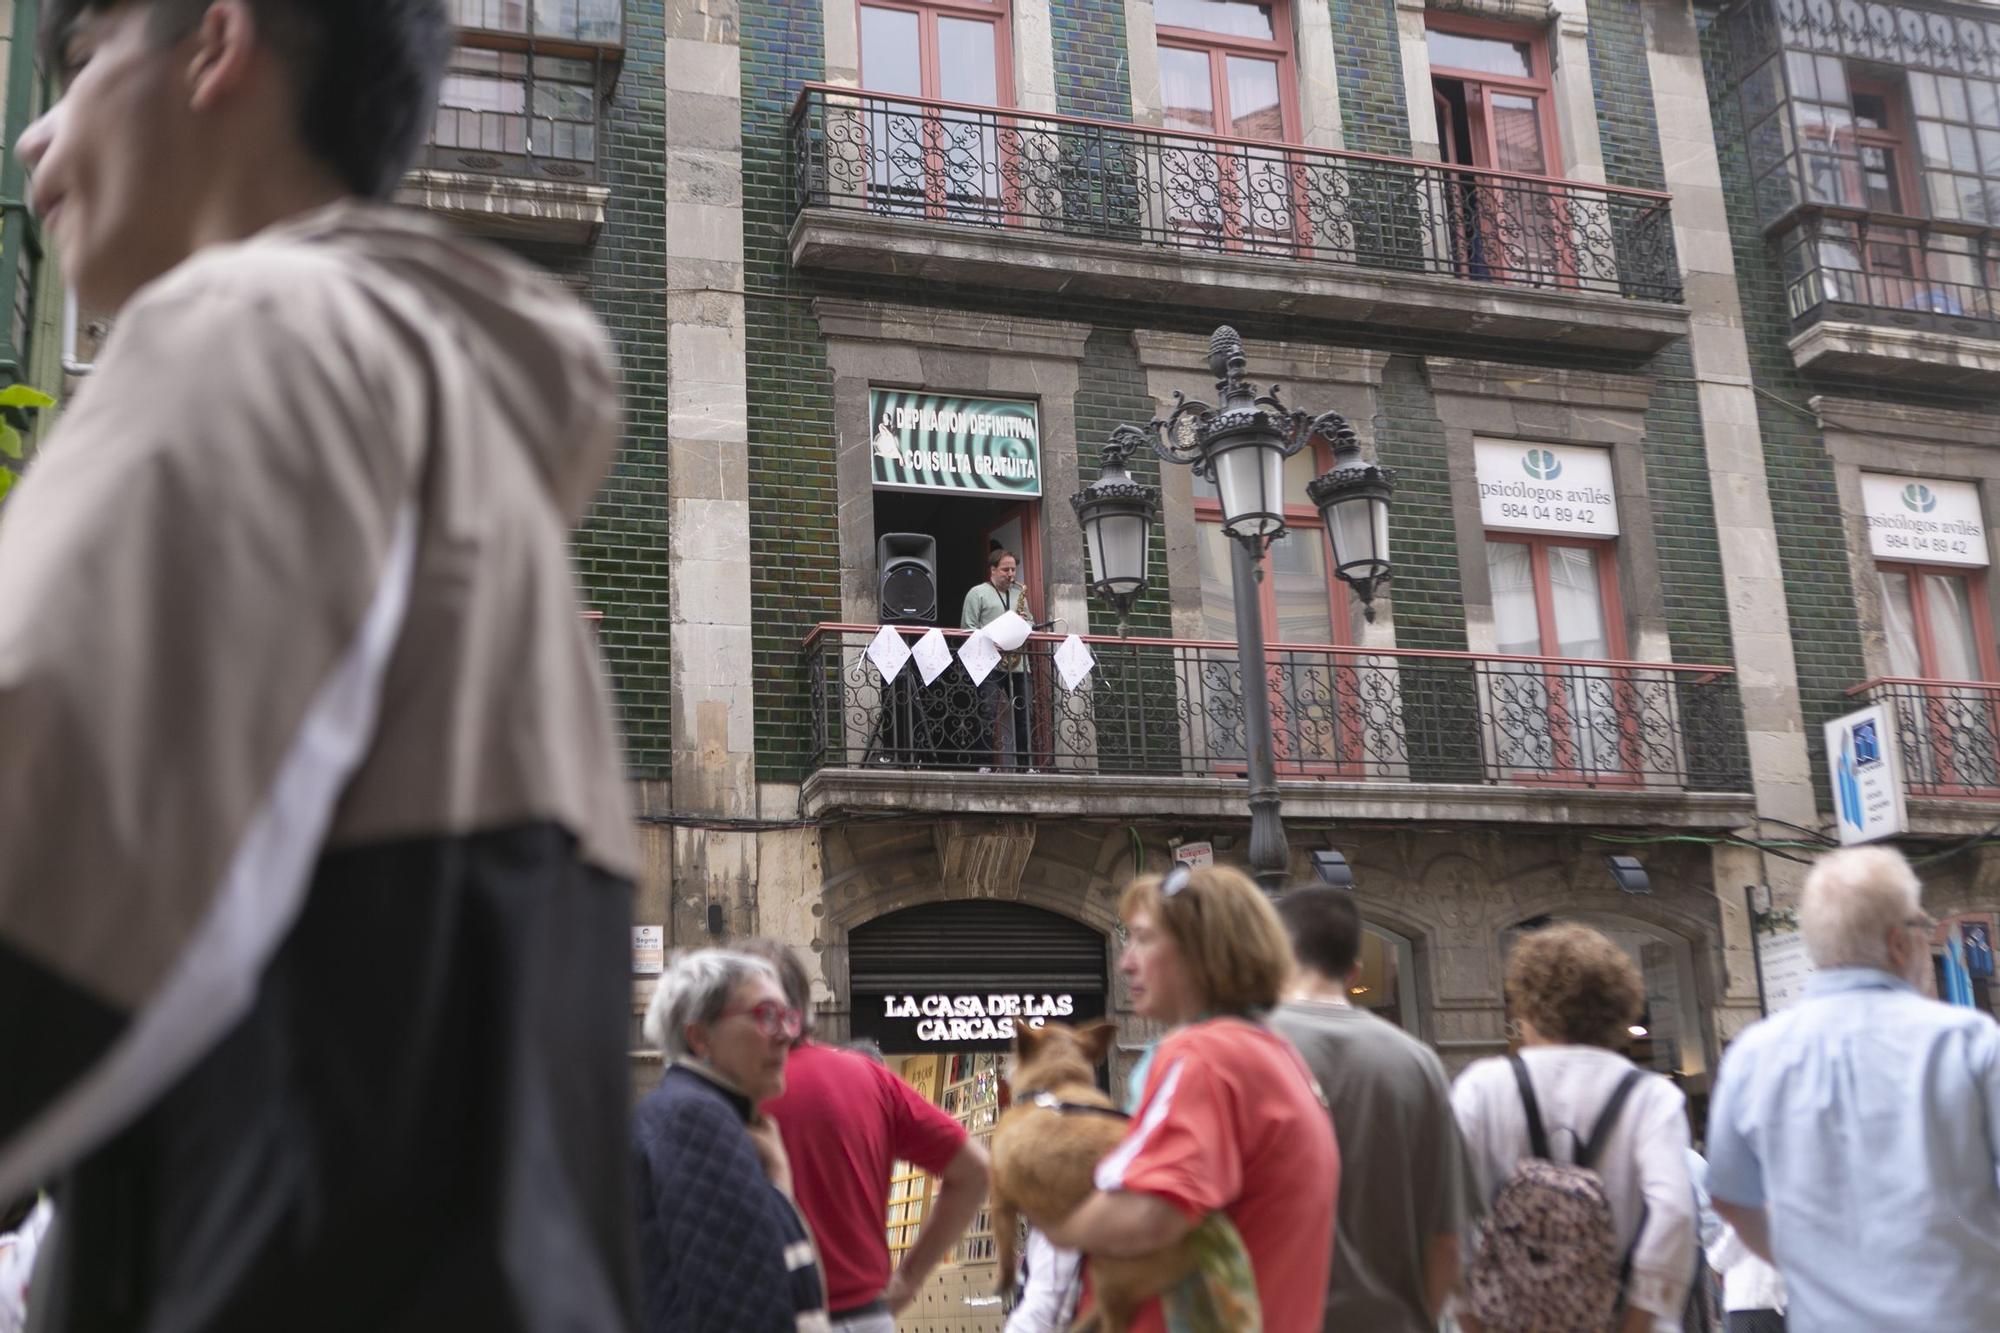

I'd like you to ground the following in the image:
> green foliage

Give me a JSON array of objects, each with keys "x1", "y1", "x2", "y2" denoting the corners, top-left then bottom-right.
[{"x1": 0, "y1": 383, "x2": 57, "y2": 505}]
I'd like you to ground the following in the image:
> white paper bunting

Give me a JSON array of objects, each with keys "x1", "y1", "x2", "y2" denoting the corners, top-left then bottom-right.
[
  {"x1": 958, "y1": 631, "x2": 1002, "y2": 687},
  {"x1": 984, "y1": 610, "x2": 1032, "y2": 652},
  {"x1": 866, "y1": 623, "x2": 912, "y2": 684},
  {"x1": 911, "y1": 628, "x2": 954, "y2": 686},
  {"x1": 1054, "y1": 634, "x2": 1096, "y2": 692}
]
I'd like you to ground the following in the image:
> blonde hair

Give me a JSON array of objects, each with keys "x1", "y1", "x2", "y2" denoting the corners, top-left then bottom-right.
[
  {"x1": 1802, "y1": 847, "x2": 1923, "y2": 971},
  {"x1": 1504, "y1": 923, "x2": 1644, "y2": 1049},
  {"x1": 1119, "y1": 864, "x2": 1292, "y2": 1015}
]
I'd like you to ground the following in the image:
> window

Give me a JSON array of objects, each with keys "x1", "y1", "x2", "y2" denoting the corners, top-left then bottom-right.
[
  {"x1": 1192, "y1": 443, "x2": 1356, "y2": 772},
  {"x1": 859, "y1": 0, "x2": 1013, "y2": 216},
  {"x1": 453, "y1": 0, "x2": 623, "y2": 45},
  {"x1": 433, "y1": 47, "x2": 600, "y2": 167},
  {"x1": 1877, "y1": 561, "x2": 1999, "y2": 794},
  {"x1": 1427, "y1": 17, "x2": 1560, "y2": 178},
  {"x1": 1484, "y1": 535, "x2": 1636, "y2": 780},
  {"x1": 1156, "y1": 0, "x2": 1298, "y2": 248}
]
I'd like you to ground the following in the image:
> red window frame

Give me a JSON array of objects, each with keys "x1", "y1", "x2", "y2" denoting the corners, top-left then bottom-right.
[
  {"x1": 1154, "y1": 0, "x2": 1304, "y2": 251},
  {"x1": 1484, "y1": 533, "x2": 1641, "y2": 785},
  {"x1": 1195, "y1": 439, "x2": 1362, "y2": 775},
  {"x1": 857, "y1": 0, "x2": 1014, "y2": 105},
  {"x1": 856, "y1": 0, "x2": 1016, "y2": 219},
  {"x1": 1876, "y1": 560, "x2": 2000, "y2": 796},
  {"x1": 1425, "y1": 12, "x2": 1564, "y2": 178}
]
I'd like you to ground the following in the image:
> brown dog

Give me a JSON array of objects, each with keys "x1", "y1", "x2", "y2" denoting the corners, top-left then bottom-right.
[{"x1": 989, "y1": 1020, "x2": 1198, "y2": 1333}]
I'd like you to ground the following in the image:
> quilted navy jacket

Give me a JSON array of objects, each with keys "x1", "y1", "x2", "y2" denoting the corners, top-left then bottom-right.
[{"x1": 633, "y1": 1062, "x2": 828, "y2": 1333}]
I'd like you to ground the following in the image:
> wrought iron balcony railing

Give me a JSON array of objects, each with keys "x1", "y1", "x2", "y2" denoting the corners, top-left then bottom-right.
[
  {"x1": 788, "y1": 86, "x2": 1682, "y2": 303},
  {"x1": 803, "y1": 625, "x2": 1748, "y2": 792},
  {"x1": 1852, "y1": 677, "x2": 2000, "y2": 798},
  {"x1": 1780, "y1": 210, "x2": 2000, "y2": 339}
]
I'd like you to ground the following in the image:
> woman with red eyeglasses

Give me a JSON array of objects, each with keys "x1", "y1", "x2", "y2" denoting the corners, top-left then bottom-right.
[{"x1": 633, "y1": 949, "x2": 833, "y2": 1332}]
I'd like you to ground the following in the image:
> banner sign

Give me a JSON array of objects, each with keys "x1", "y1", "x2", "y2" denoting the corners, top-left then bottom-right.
[
  {"x1": 1475, "y1": 441, "x2": 1619, "y2": 537},
  {"x1": 851, "y1": 988, "x2": 1106, "y2": 1052},
  {"x1": 1826, "y1": 702, "x2": 1909, "y2": 846},
  {"x1": 1754, "y1": 926, "x2": 1813, "y2": 1014},
  {"x1": 870, "y1": 389, "x2": 1042, "y2": 497},
  {"x1": 1861, "y1": 474, "x2": 1988, "y2": 567}
]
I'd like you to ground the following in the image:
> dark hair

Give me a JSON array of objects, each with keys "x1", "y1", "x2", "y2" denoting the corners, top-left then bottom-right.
[
  {"x1": 736, "y1": 936, "x2": 816, "y2": 1046},
  {"x1": 43, "y1": 0, "x2": 451, "y2": 199},
  {"x1": 1275, "y1": 885, "x2": 1363, "y2": 980},
  {"x1": 988, "y1": 548, "x2": 1016, "y2": 571}
]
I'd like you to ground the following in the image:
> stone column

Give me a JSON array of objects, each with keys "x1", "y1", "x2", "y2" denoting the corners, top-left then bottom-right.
[
  {"x1": 664, "y1": 0, "x2": 758, "y2": 942},
  {"x1": 1646, "y1": 0, "x2": 1815, "y2": 1038},
  {"x1": 1547, "y1": 0, "x2": 1608, "y2": 185},
  {"x1": 1394, "y1": 0, "x2": 1442, "y2": 162}
]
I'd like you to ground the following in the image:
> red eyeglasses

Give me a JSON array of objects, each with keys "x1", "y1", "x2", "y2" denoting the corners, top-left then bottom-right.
[{"x1": 720, "y1": 1001, "x2": 804, "y2": 1040}]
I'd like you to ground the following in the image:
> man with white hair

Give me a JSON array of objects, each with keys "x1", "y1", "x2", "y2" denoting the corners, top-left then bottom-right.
[{"x1": 1703, "y1": 847, "x2": 2000, "y2": 1328}]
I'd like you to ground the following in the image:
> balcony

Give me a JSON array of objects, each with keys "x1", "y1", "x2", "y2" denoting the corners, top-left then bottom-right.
[
  {"x1": 396, "y1": 5, "x2": 619, "y2": 243},
  {"x1": 1779, "y1": 211, "x2": 2000, "y2": 391},
  {"x1": 1852, "y1": 677, "x2": 2000, "y2": 832},
  {"x1": 800, "y1": 625, "x2": 1752, "y2": 826},
  {"x1": 786, "y1": 86, "x2": 1688, "y2": 354}
]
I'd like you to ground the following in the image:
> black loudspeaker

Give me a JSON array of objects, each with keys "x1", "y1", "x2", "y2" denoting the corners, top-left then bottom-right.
[{"x1": 878, "y1": 533, "x2": 938, "y2": 624}]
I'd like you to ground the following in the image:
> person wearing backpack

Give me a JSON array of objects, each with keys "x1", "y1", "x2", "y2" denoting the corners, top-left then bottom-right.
[{"x1": 1450, "y1": 924, "x2": 1695, "y2": 1333}]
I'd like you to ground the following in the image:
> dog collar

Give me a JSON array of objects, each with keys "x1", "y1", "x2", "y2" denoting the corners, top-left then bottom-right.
[{"x1": 1026, "y1": 1091, "x2": 1131, "y2": 1120}]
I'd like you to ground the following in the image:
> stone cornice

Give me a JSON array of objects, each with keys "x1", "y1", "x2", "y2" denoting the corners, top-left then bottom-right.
[
  {"x1": 812, "y1": 297, "x2": 1092, "y2": 362},
  {"x1": 1811, "y1": 393, "x2": 2000, "y2": 450},
  {"x1": 1130, "y1": 331, "x2": 1389, "y2": 390},
  {"x1": 1423, "y1": 356, "x2": 1655, "y2": 413}
]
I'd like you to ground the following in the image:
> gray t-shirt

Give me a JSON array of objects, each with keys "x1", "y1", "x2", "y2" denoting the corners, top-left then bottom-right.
[{"x1": 1270, "y1": 1000, "x2": 1478, "y2": 1333}]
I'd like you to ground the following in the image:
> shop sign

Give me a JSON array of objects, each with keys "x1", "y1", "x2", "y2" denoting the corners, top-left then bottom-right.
[
  {"x1": 1475, "y1": 441, "x2": 1619, "y2": 538},
  {"x1": 1826, "y1": 702, "x2": 1908, "y2": 846},
  {"x1": 1861, "y1": 474, "x2": 1988, "y2": 567},
  {"x1": 1755, "y1": 926, "x2": 1813, "y2": 1015},
  {"x1": 870, "y1": 389, "x2": 1042, "y2": 498},
  {"x1": 854, "y1": 989, "x2": 1106, "y2": 1050},
  {"x1": 1173, "y1": 841, "x2": 1214, "y2": 869},
  {"x1": 632, "y1": 925, "x2": 665, "y2": 975}
]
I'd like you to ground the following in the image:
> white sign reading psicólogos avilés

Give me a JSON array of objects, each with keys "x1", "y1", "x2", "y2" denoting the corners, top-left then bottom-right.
[
  {"x1": 1862, "y1": 474, "x2": 1988, "y2": 568},
  {"x1": 1475, "y1": 441, "x2": 1619, "y2": 538}
]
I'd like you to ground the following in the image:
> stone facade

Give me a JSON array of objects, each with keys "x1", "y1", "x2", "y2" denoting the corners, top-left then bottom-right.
[{"x1": 402, "y1": 0, "x2": 2000, "y2": 1103}]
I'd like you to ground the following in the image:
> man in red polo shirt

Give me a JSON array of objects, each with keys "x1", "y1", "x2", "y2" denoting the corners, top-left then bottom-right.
[{"x1": 744, "y1": 940, "x2": 991, "y2": 1332}]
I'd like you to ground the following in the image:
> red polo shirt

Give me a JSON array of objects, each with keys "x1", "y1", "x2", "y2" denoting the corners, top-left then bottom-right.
[
  {"x1": 763, "y1": 1042, "x2": 969, "y2": 1313},
  {"x1": 1092, "y1": 1018, "x2": 1340, "y2": 1333}
]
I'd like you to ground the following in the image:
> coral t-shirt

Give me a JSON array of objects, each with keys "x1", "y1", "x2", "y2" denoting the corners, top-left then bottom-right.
[
  {"x1": 762, "y1": 1042, "x2": 969, "y2": 1312},
  {"x1": 1093, "y1": 1018, "x2": 1340, "y2": 1333}
]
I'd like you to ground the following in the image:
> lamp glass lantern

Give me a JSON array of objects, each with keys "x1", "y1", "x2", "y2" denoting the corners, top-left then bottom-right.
[
  {"x1": 1206, "y1": 426, "x2": 1287, "y2": 542},
  {"x1": 1307, "y1": 432, "x2": 1397, "y2": 617},
  {"x1": 1071, "y1": 431, "x2": 1161, "y2": 629}
]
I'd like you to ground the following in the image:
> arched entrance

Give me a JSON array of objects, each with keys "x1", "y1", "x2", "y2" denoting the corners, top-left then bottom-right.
[
  {"x1": 845, "y1": 900, "x2": 1109, "y2": 1331},
  {"x1": 1354, "y1": 923, "x2": 1419, "y2": 1031},
  {"x1": 1502, "y1": 912, "x2": 1707, "y2": 1082}
]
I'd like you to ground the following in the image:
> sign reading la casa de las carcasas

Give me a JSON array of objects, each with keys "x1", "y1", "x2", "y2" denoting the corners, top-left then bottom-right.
[{"x1": 869, "y1": 389, "x2": 1042, "y2": 498}]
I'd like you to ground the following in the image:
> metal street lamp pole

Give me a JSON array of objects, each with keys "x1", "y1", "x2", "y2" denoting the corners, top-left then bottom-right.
[{"x1": 1073, "y1": 326, "x2": 1394, "y2": 895}]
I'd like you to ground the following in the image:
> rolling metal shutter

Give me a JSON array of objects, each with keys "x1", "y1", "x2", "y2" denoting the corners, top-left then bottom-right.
[{"x1": 849, "y1": 901, "x2": 1107, "y2": 995}]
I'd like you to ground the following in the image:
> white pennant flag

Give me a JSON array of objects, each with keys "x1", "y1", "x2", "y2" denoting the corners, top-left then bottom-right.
[
  {"x1": 1054, "y1": 634, "x2": 1096, "y2": 692},
  {"x1": 911, "y1": 628, "x2": 953, "y2": 686},
  {"x1": 958, "y1": 631, "x2": 1002, "y2": 687},
  {"x1": 866, "y1": 623, "x2": 912, "y2": 684}
]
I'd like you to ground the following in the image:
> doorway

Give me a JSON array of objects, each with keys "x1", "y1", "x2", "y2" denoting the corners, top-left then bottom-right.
[{"x1": 873, "y1": 490, "x2": 1044, "y2": 630}]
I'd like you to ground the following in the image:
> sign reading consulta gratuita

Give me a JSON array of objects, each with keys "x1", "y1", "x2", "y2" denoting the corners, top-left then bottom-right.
[
  {"x1": 1861, "y1": 474, "x2": 1988, "y2": 568},
  {"x1": 1474, "y1": 441, "x2": 1619, "y2": 538},
  {"x1": 883, "y1": 992, "x2": 1077, "y2": 1043},
  {"x1": 870, "y1": 389, "x2": 1042, "y2": 498}
]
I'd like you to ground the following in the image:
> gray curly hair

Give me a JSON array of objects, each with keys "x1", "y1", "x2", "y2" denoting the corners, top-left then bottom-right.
[{"x1": 643, "y1": 949, "x2": 779, "y2": 1059}]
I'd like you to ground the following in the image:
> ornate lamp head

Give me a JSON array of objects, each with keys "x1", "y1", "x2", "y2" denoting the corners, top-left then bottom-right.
[
  {"x1": 1306, "y1": 423, "x2": 1397, "y2": 621},
  {"x1": 1071, "y1": 425, "x2": 1162, "y2": 634}
]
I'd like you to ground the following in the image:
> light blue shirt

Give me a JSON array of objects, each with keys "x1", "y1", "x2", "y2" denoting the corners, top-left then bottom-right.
[{"x1": 1705, "y1": 967, "x2": 2000, "y2": 1329}]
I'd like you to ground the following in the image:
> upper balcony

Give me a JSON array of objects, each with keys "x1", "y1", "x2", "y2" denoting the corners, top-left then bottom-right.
[
  {"x1": 1778, "y1": 210, "x2": 2000, "y2": 391},
  {"x1": 786, "y1": 86, "x2": 1688, "y2": 355},
  {"x1": 396, "y1": 3, "x2": 621, "y2": 244},
  {"x1": 1851, "y1": 676, "x2": 2000, "y2": 834},
  {"x1": 800, "y1": 625, "x2": 1753, "y2": 828}
]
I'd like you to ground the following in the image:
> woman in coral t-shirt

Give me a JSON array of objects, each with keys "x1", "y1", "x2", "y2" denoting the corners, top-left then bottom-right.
[{"x1": 1048, "y1": 864, "x2": 1339, "y2": 1333}]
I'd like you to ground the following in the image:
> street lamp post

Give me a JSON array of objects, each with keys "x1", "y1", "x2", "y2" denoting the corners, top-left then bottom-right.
[{"x1": 1072, "y1": 326, "x2": 1396, "y2": 893}]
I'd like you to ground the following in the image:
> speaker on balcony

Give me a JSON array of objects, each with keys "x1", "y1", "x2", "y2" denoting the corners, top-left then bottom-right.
[{"x1": 878, "y1": 533, "x2": 938, "y2": 624}]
